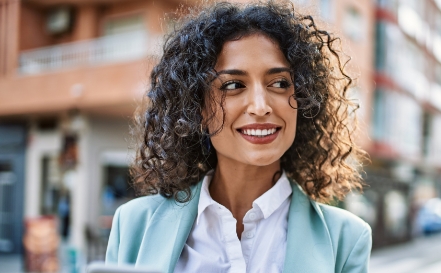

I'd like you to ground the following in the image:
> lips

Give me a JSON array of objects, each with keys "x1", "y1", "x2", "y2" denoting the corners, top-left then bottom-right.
[{"x1": 237, "y1": 123, "x2": 281, "y2": 144}]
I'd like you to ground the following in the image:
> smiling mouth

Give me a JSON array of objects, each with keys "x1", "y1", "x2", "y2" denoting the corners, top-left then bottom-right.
[{"x1": 238, "y1": 128, "x2": 280, "y2": 137}]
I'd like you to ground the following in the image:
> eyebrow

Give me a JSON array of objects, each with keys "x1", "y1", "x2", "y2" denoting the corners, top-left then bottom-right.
[
  {"x1": 216, "y1": 69, "x2": 247, "y2": 76},
  {"x1": 267, "y1": 67, "x2": 291, "y2": 75},
  {"x1": 216, "y1": 67, "x2": 291, "y2": 76}
]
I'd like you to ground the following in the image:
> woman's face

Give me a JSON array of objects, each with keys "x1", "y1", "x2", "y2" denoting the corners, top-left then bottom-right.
[{"x1": 207, "y1": 34, "x2": 298, "y2": 167}]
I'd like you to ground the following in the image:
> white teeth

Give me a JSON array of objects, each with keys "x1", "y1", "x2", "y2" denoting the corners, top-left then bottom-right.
[{"x1": 241, "y1": 128, "x2": 278, "y2": 137}]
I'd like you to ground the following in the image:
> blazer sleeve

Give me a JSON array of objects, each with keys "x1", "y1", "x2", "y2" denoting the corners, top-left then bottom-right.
[
  {"x1": 341, "y1": 223, "x2": 372, "y2": 273},
  {"x1": 105, "y1": 206, "x2": 121, "y2": 264}
]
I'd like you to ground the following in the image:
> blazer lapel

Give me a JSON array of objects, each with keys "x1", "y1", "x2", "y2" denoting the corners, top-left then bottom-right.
[
  {"x1": 135, "y1": 182, "x2": 202, "y2": 273},
  {"x1": 134, "y1": 179, "x2": 335, "y2": 273},
  {"x1": 283, "y1": 181, "x2": 335, "y2": 273}
]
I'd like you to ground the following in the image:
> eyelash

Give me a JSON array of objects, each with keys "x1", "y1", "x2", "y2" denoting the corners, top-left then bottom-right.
[
  {"x1": 219, "y1": 81, "x2": 245, "y2": 91},
  {"x1": 219, "y1": 79, "x2": 292, "y2": 91},
  {"x1": 272, "y1": 79, "x2": 292, "y2": 89}
]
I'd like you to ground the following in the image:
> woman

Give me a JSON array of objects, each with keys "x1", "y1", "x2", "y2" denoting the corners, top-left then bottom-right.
[{"x1": 106, "y1": 1, "x2": 372, "y2": 272}]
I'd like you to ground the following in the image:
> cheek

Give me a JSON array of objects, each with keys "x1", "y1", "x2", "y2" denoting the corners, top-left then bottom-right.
[
  {"x1": 207, "y1": 97, "x2": 241, "y2": 133},
  {"x1": 209, "y1": 133, "x2": 227, "y2": 152},
  {"x1": 283, "y1": 109, "x2": 298, "y2": 143},
  {"x1": 207, "y1": 104, "x2": 240, "y2": 152}
]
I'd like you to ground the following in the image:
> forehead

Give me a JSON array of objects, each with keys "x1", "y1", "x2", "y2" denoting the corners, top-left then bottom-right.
[{"x1": 214, "y1": 34, "x2": 290, "y2": 71}]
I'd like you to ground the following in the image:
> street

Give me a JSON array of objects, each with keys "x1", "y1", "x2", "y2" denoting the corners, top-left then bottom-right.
[
  {"x1": 370, "y1": 233, "x2": 441, "y2": 273},
  {"x1": 2, "y1": 233, "x2": 441, "y2": 273}
]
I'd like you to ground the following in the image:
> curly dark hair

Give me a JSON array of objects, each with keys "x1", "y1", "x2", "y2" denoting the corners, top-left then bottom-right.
[{"x1": 131, "y1": 0, "x2": 366, "y2": 203}]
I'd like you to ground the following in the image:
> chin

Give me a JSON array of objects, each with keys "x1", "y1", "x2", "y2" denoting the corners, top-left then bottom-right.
[{"x1": 244, "y1": 154, "x2": 281, "y2": 167}]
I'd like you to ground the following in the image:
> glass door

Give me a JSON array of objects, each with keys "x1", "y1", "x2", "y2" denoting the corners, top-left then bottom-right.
[{"x1": 0, "y1": 162, "x2": 15, "y2": 253}]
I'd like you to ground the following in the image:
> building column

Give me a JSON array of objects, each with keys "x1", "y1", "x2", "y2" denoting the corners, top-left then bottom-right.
[
  {"x1": 69, "y1": 114, "x2": 89, "y2": 253},
  {"x1": 0, "y1": 0, "x2": 19, "y2": 76}
]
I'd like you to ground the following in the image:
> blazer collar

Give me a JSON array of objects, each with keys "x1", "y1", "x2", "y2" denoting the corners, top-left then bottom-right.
[
  {"x1": 135, "y1": 181, "x2": 202, "y2": 273},
  {"x1": 168, "y1": 183, "x2": 203, "y2": 272},
  {"x1": 283, "y1": 180, "x2": 335, "y2": 272}
]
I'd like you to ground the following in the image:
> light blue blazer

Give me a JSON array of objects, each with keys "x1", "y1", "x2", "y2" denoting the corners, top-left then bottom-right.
[{"x1": 106, "y1": 179, "x2": 372, "y2": 273}]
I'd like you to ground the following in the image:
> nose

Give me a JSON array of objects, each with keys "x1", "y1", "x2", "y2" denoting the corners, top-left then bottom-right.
[{"x1": 246, "y1": 84, "x2": 272, "y2": 116}]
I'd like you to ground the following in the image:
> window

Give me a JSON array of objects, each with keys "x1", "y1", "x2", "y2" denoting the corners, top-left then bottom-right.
[
  {"x1": 103, "y1": 14, "x2": 144, "y2": 36},
  {"x1": 344, "y1": 191, "x2": 378, "y2": 228},
  {"x1": 0, "y1": 162, "x2": 15, "y2": 252},
  {"x1": 40, "y1": 155, "x2": 62, "y2": 215},
  {"x1": 384, "y1": 191, "x2": 408, "y2": 237},
  {"x1": 436, "y1": 65, "x2": 441, "y2": 85},
  {"x1": 422, "y1": 112, "x2": 432, "y2": 158},
  {"x1": 46, "y1": 7, "x2": 73, "y2": 35},
  {"x1": 373, "y1": 90, "x2": 422, "y2": 158},
  {"x1": 428, "y1": 115, "x2": 441, "y2": 164},
  {"x1": 372, "y1": 89, "x2": 386, "y2": 141},
  {"x1": 436, "y1": 0, "x2": 441, "y2": 10},
  {"x1": 319, "y1": 0, "x2": 333, "y2": 22},
  {"x1": 343, "y1": 7, "x2": 364, "y2": 41},
  {"x1": 377, "y1": 0, "x2": 399, "y2": 17},
  {"x1": 102, "y1": 166, "x2": 135, "y2": 216},
  {"x1": 375, "y1": 22, "x2": 386, "y2": 71},
  {"x1": 401, "y1": 0, "x2": 424, "y2": 17},
  {"x1": 398, "y1": 5, "x2": 422, "y2": 40}
]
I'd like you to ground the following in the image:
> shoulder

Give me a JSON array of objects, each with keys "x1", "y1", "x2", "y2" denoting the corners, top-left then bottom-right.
[
  {"x1": 115, "y1": 180, "x2": 203, "y2": 227},
  {"x1": 116, "y1": 194, "x2": 167, "y2": 226},
  {"x1": 106, "y1": 182, "x2": 202, "y2": 265},
  {"x1": 290, "y1": 180, "x2": 371, "y2": 238},
  {"x1": 109, "y1": 194, "x2": 169, "y2": 252},
  {"x1": 106, "y1": 194, "x2": 169, "y2": 264},
  {"x1": 316, "y1": 203, "x2": 372, "y2": 272},
  {"x1": 318, "y1": 203, "x2": 371, "y2": 245},
  {"x1": 318, "y1": 203, "x2": 371, "y2": 236}
]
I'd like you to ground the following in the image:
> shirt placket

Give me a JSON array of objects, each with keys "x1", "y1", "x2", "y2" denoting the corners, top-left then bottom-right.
[
  {"x1": 214, "y1": 204, "x2": 247, "y2": 273},
  {"x1": 241, "y1": 208, "x2": 260, "y2": 265}
]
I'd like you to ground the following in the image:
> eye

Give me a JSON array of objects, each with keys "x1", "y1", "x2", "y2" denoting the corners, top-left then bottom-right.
[
  {"x1": 220, "y1": 81, "x2": 245, "y2": 91},
  {"x1": 270, "y1": 79, "x2": 292, "y2": 89}
]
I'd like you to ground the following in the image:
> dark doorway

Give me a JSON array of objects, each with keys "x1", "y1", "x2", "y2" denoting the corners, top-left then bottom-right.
[{"x1": 0, "y1": 124, "x2": 26, "y2": 255}]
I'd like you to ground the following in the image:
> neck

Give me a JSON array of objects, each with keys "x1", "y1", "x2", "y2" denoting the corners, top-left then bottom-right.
[{"x1": 209, "y1": 158, "x2": 281, "y2": 222}]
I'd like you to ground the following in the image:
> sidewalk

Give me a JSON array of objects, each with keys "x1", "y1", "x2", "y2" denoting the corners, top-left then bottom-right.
[
  {"x1": 0, "y1": 242, "x2": 86, "y2": 273},
  {"x1": 0, "y1": 255, "x2": 24, "y2": 273},
  {"x1": 3, "y1": 234, "x2": 441, "y2": 273},
  {"x1": 370, "y1": 233, "x2": 441, "y2": 273}
]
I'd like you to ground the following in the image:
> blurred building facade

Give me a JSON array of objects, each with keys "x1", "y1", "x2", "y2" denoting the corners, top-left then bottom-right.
[
  {"x1": 0, "y1": 0, "x2": 195, "y2": 260},
  {"x1": 295, "y1": 0, "x2": 441, "y2": 249},
  {"x1": 367, "y1": 0, "x2": 441, "y2": 247},
  {"x1": 0, "y1": 0, "x2": 440, "y2": 263}
]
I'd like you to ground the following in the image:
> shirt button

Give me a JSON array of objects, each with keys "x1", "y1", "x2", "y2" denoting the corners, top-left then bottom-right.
[
  {"x1": 249, "y1": 212, "x2": 257, "y2": 220},
  {"x1": 245, "y1": 231, "x2": 254, "y2": 238}
]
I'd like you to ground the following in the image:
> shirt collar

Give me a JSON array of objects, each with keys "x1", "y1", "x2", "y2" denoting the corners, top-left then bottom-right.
[
  {"x1": 252, "y1": 171, "x2": 292, "y2": 219},
  {"x1": 196, "y1": 170, "x2": 293, "y2": 224},
  {"x1": 196, "y1": 170, "x2": 215, "y2": 225}
]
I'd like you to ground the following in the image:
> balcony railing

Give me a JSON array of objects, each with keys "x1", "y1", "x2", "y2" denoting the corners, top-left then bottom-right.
[{"x1": 19, "y1": 31, "x2": 161, "y2": 74}]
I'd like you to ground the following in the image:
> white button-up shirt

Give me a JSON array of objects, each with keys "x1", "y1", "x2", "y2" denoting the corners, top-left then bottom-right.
[{"x1": 175, "y1": 171, "x2": 293, "y2": 273}]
